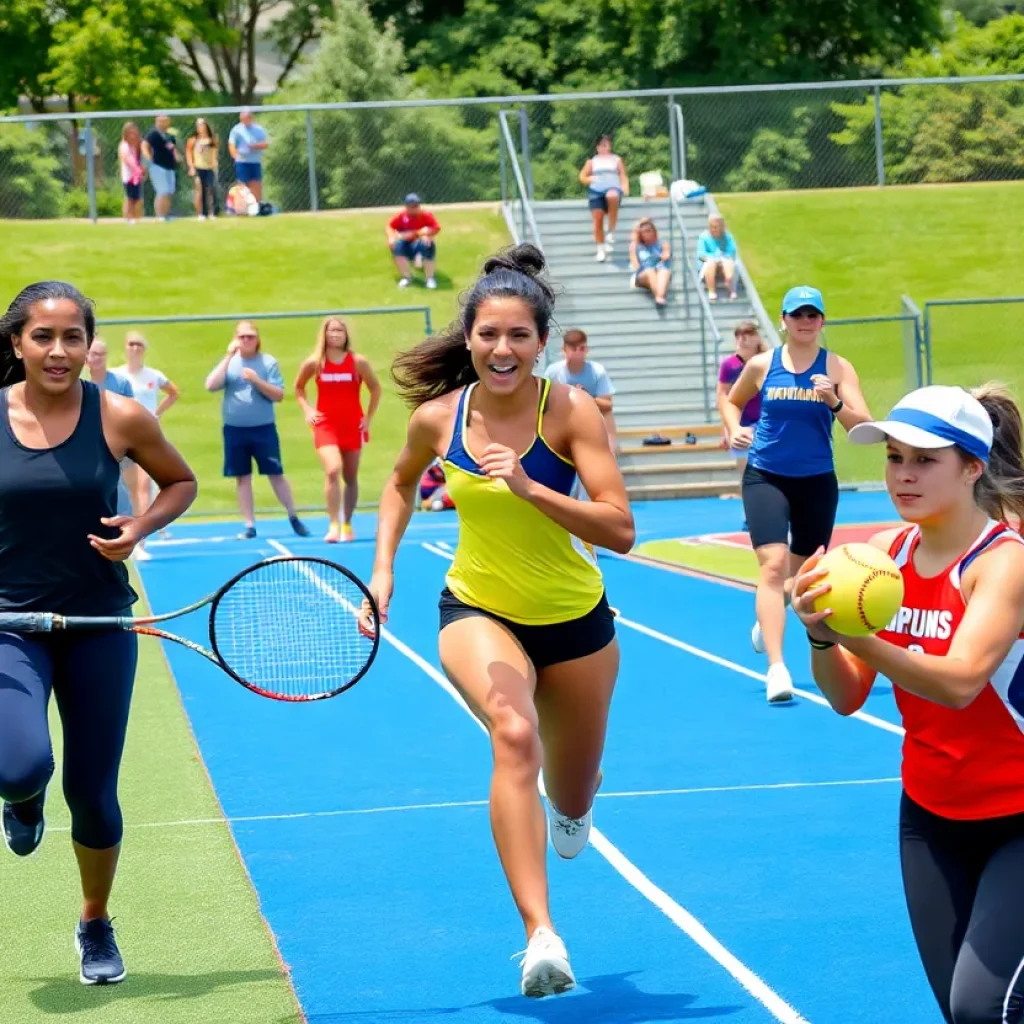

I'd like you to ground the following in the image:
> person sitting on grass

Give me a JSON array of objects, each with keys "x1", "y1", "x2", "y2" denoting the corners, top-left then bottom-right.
[
  {"x1": 629, "y1": 218, "x2": 672, "y2": 307},
  {"x1": 386, "y1": 193, "x2": 440, "y2": 290},
  {"x1": 696, "y1": 213, "x2": 738, "y2": 303}
]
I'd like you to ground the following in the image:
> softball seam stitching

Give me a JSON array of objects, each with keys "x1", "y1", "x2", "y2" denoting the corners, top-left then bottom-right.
[{"x1": 843, "y1": 546, "x2": 902, "y2": 632}]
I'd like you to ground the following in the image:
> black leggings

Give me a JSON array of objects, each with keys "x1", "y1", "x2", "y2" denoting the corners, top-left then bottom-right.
[
  {"x1": 901, "y1": 792, "x2": 1024, "y2": 1024},
  {"x1": 741, "y1": 464, "x2": 839, "y2": 555},
  {"x1": 0, "y1": 630, "x2": 137, "y2": 849}
]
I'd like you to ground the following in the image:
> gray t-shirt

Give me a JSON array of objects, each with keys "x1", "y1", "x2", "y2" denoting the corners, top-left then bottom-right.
[
  {"x1": 219, "y1": 353, "x2": 283, "y2": 427},
  {"x1": 543, "y1": 358, "x2": 615, "y2": 398}
]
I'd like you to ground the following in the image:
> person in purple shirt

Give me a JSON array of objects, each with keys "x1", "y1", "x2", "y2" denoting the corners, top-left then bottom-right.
[{"x1": 717, "y1": 320, "x2": 767, "y2": 483}]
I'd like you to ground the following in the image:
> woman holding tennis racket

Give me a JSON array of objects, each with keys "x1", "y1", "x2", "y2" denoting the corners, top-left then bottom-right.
[
  {"x1": 367, "y1": 244, "x2": 634, "y2": 999},
  {"x1": 294, "y1": 317, "x2": 382, "y2": 542},
  {"x1": 0, "y1": 281, "x2": 197, "y2": 986}
]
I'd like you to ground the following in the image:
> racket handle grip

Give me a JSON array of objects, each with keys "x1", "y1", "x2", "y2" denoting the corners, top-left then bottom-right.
[{"x1": 0, "y1": 613, "x2": 58, "y2": 633}]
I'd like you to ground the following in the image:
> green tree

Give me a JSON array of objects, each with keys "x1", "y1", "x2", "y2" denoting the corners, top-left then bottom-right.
[
  {"x1": 0, "y1": 0, "x2": 59, "y2": 111},
  {"x1": 832, "y1": 14, "x2": 1024, "y2": 183},
  {"x1": 264, "y1": 0, "x2": 497, "y2": 210},
  {"x1": 0, "y1": 124, "x2": 64, "y2": 217}
]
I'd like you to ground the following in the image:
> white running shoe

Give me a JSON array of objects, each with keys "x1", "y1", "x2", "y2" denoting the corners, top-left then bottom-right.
[
  {"x1": 517, "y1": 926, "x2": 576, "y2": 998},
  {"x1": 751, "y1": 621, "x2": 766, "y2": 654},
  {"x1": 595, "y1": 245, "x2": 607, "y2": 262},
  {"x1": 765, "y1": 663, "x2": 794, "y2": 704},
  {"x1": 548, "y1": 803, "x2": 592, "y2": 860},
  {"x1": 606, "y1": 231, "x2": 615, "y2": 245}
]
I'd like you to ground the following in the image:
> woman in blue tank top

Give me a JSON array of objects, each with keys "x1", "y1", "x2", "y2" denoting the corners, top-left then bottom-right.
[
  {"x1": 722, "y1": 286, "x2": 871, "y2": 704},
  {"x1": 0, "y1": 282, "x2": 197, "y2": 985}
]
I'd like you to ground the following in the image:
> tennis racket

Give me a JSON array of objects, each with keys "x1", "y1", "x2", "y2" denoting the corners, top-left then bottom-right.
[{"x1": 0, "y1": 556, "x2": 380, "y2": 702}]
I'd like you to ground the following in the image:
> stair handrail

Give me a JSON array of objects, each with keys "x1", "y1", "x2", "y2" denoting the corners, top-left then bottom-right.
[
  {"x1": 702, "y1": 193, "x2": 781, "y2": 349},
  {"x1": 498, "y1": 109, "x2": 544, "y2": 253},
  {"x1": 669, "y1": 194, "x2": 722, "y2": 419}
]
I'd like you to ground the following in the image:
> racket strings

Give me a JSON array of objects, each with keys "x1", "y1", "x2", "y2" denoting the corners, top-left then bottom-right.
[{"x1": 212, "y1": 558, "x2": 377, "y2": 700}]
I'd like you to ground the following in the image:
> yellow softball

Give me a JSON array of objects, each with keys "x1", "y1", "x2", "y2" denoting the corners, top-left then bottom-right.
[{"x1": 812, "y1": 542, "x2": 905, "y2": 637}]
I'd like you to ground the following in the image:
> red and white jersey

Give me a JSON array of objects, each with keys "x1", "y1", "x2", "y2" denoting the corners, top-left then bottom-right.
[
  {"x1": 878, "y1": 520, "x2": 1024, "y2": 820},
  {"x1": 316, "y1": 352, "x2": 363, "y2": 429}
]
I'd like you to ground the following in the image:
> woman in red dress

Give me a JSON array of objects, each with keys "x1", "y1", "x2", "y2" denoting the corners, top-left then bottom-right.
[{"x1": 295, "y1": 318, "x2": 381, "y2": 542}]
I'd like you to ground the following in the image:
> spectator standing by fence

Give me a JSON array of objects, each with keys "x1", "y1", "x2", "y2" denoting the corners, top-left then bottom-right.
[
  {"x1": 118, "y1": 123, "x2": 144, "y2": 224},
  {"x1": 86, "y1": 338, "x2": 135, "y2": 518},
  {"x1": 228, "y1": 108, "x2": 269, "y2": 203},
  {"x1": 387, "y1": 194, "x2": 440, "y2": 289},
  {"x1": 579, "y1": 135, "x2": 629, "y2": 263},
  {"x1": 186, "y1": 118, "x2": 219, "y2": 221},
  {"x1": 205, "y1": 320, "x2": 309, "y2": 540},
  {"x1": 142, "y1": 115, "x2": 180, "y2": 221}
]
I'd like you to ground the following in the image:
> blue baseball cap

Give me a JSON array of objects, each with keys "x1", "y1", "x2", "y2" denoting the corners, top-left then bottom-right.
[
  {"x1": 781, "y1": 286, "x2": 825, "y2": 316},
  {"x1": 404, "y1": 192, "x2": 421, "y2": 205}
]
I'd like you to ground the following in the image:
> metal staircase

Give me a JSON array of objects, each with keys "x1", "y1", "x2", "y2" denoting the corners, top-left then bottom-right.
[{"x1": 498, "y1": 109, "x2": 778, "y2": 500}]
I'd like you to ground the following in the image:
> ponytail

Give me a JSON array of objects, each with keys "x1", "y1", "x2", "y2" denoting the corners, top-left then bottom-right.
[
  {"x1": 0, "y1": 281, "x2": 96, "y2": 387},
  {"x1": 970, "y1": 382, "x2": 1024, "y2": 527},
  {"x1": 391, "y1": 244, "x2": 555, "y2": 408}
]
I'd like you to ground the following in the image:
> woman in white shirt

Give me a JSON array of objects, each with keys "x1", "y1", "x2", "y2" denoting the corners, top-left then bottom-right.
[
  {"x1": 578, "y1": 135, "x2": 629, "y2": 263},
  {"x1": 114, "y1": 331, "x2": 179, "y2": 556}
]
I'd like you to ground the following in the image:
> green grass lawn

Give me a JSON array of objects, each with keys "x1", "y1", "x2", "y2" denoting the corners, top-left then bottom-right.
[
  {"x1": 0, "y1": 208, "x2": 510, "y2": 515},
  {"x1": 0, "y1": 567, "x2": 301, "y2": 1023},
  {"x1": 718, "y1": 182, "x2": 1024, "y2": 483}
]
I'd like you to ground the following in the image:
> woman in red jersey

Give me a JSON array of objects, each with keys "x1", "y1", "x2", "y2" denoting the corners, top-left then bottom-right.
[
  {"x1": 295, "y1": 318, "x2": 381, "y2": 542},
  {"x1": 792, "y1": 383, "x2": 1024, "y2": 1024}
]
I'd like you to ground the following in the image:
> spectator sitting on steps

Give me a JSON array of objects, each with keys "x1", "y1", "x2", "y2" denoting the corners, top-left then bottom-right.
[
  {"x1": 629, "y1": 217, "x2": 672, "y2": 307},
  {"x1": 543, "y1": 328, "x2": 617, "y2": 452},
  {"x1": 696, "y1": 213, "x2": 738, "y2": 303},
  {"x1": 387, "y1": 194, "x2": 440, "y2": 289}
]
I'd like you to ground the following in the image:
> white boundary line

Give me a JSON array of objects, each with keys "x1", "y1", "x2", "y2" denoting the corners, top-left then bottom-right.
[
  {"x1": 286, "y1": 539, "x2": 811, "y2": 1024},
  {"x1": 421, "y1": 543, "x2": 905, "y2": 739},
  {"x1": 52, "y1": 777, "x2": 900, "y2": 836}
]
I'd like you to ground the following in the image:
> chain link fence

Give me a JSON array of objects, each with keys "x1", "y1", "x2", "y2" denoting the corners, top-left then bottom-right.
[{"x1": 3, "y1": 74, "x2": 1024, "y2": 220}]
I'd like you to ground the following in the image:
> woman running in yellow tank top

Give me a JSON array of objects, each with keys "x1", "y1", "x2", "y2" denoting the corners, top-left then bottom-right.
[{"x1": 366, "y1": 244, "x2": 634, "y2": 1000}]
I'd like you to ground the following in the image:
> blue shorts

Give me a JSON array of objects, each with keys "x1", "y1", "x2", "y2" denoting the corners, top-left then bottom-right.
[
  {"x1": 223, "y1": 422, "x2": 283, "y2": 477},
  {"x1": 148, "y1": 164, "x2": 176, "y2": 197},
  {"x1": 393, "y1": 238, "x2": 436, "y2": 261},
  {"x1": 123, "y1": 181, "x2": 142, "y2": 201},
  {"x1": 588, "y1": 188, "x2": 622, "y2": 212},
  {"x1": 235, "y1": 162, "x2": 263, "y2": 184}
]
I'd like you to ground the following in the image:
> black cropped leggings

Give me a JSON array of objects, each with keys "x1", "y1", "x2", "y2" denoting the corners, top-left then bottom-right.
[
  {"x1": 0, "y1": 630, "x2": 137, "y2": 850},
  {"x1": 901, "y1": 792, "x2": 1024, "y2": 1024}
]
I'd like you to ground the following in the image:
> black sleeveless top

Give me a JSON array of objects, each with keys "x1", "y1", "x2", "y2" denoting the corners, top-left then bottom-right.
[{"x1": 0, "y1": 380, "x2": 137, "y2": 615}]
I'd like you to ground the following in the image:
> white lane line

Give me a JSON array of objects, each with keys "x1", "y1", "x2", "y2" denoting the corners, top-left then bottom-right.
[
  {"x1": 418, "y1": 542, "x2": 904, "y2": 739},
  {"x1": 278, "y1": 539, "x2": 811, "y2": 1024},
  {"x1": 50, "y1": 777, "x2": 902, "y2": 835},
  {"x1": 421, "y1": 541, "x2": 453, "y2": 560}
]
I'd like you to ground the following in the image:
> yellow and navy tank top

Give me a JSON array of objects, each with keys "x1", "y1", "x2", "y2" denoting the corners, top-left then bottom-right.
[{"x1": 442, "y1": 378, "x2": 604, "y2": 625}]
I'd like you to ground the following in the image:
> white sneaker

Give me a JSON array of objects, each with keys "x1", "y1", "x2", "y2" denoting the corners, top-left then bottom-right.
[
  {"x1": 426, "y1": 277, "x2": 437, "y2": 290},
  {"x1": 751, "y1": 621, "x2": 766, "y2": 654},
  {"x1": 549, "y1": 803, "x2": 592, "y2": 859},
  {"x1": 517, "y1": 926, "x2": 575, "y2": 998},
  {"x1": 606, "y1": 231, "x2": 615, "y2": 245},
  {"x1": 766, "y1": 663, "x2": 794, "y2": 704},
  {"x1": 398, "y1": 277, "x2": 411, "y2": 288},
  {"x1": 595, "y1": 246, "x2": 607, "y2": 262}
]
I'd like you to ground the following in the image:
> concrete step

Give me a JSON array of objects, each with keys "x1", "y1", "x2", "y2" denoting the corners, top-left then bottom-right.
[
  {"x1": 620, "y1": 459, "x2": 738, "y2": 488},
  {"x1": 613, "y1": 402, "x2": 711, "y2": 427},
  {"x1": 627, "y1": 480, "x2": 740, "y2": 501},
  {"x1": 618, "y1": 442, "x2": 730, "y2": 468},
  {"x1": 611, "y1": 368, "x2": 711, "y2": 390},
  {"x1": 618, "y1": 423, "x2": 720, "y2": 440},
  {"x1": 557, "y1": 288, "x2": 689, "y2": 311}
]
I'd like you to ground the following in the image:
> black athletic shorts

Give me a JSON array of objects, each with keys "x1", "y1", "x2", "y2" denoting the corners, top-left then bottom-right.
[
  {"x1": 900, "y1": 792, "x2": 1024, "y2": 1024},
  {"x1": 741, "y1": 464, "x2": 839, "y2": 555},
  {"x1": 438, "y1": 588, "x2": 616, "y2": 671}
]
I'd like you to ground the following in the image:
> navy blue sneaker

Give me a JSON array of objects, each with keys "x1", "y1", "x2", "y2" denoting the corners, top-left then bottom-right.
[
  {"x1": 2, "y1": 795, "x2": 45, "y2": 857},
  {"x1": 289, "y1": 515, "x2": 310, "y2": 537},
  {"x1": 238, "y1": 525, "x2": 257, "y2": 540},
  {"x1": 75, "y1": 918, "x2": 126, "y2": 985}
]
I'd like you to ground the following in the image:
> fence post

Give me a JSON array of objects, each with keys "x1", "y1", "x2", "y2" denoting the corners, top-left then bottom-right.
[
  {"x1": 873, "y1": 86, "x2": 885, "y2": 187},
  {"x1": 498, "y1": 112, "x2": 508, "y2": 205},
  {"x1": 518, "y1": 105, "x2": 534, "y2": 200},
  {"x1": 84, "y1": 119, "x2": 97, "y2": 223},
  {"x1": 923, "y1": 305, "x2": 933, "y2": 385},
  {"x1": 668, "y1": 96, "x2": 679, "y2": 183},
  {"x1": 305, "y1": 110, "x2": 318, "y2": 212},
  {"x1": 424, "y1": 307, "x2": 433, "y2": 336}
]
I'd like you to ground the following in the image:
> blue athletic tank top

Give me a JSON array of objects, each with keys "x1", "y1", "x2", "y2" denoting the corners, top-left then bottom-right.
[
  {"x1": 748, "y1": 346, "x2": 835, "y2": 477},
  {"x1": 0, "y1": 381, "x2": 137, "y2": 615}
]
